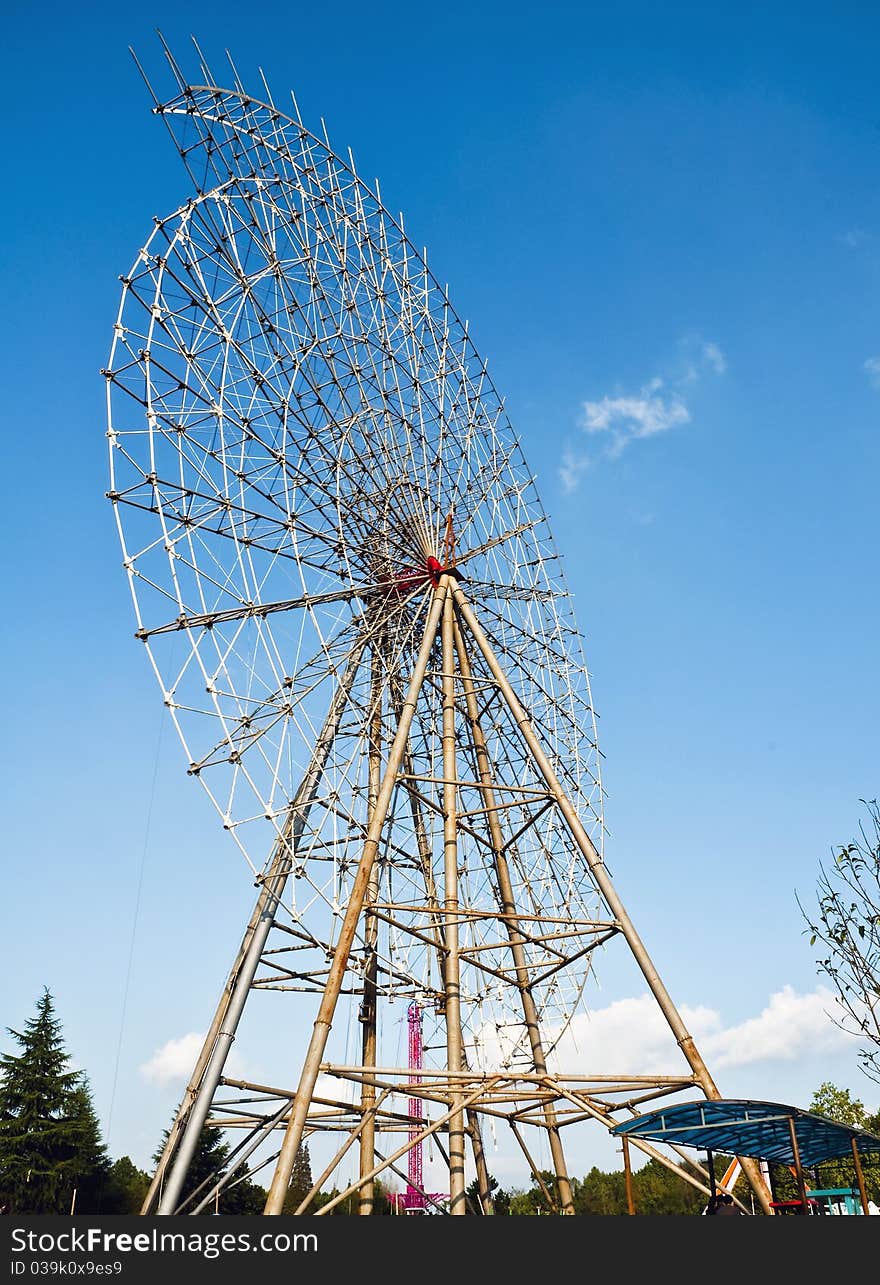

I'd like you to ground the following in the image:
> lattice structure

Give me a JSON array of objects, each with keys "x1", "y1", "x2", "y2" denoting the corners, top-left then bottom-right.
[
  {"x1": 405, "y1": 1003, "x2": 426, "y2": 1212},
  {"x1": 104, "y1": 36, "x2": 774, "y2": 1216}
]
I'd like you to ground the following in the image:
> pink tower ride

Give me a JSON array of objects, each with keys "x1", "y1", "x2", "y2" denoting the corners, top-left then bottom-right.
[{"x1": 403, "y1": 1000, "x2": 427, "y2": 1212}]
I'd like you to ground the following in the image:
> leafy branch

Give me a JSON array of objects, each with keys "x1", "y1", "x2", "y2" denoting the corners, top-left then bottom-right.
[{"x1": 797, "y1": 800, "x2": 880, "y2": 1085}]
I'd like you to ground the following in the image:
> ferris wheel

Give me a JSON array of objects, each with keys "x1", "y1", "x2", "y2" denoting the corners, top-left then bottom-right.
[{"x1": 105, "y1": 37, "x2": 772, "y2": 1216}]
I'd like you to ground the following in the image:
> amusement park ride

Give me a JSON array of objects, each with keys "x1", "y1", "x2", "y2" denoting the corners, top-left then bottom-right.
[
  {"x1": 388, "y1": 1003, "x2": 446, "y2": 1214},
  {"x1": 104, "y1": 35, "x2": 778, "y2": 1215}
]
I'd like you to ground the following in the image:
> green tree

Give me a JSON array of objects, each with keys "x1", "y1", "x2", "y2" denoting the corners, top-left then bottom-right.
[
  {"x1": 65, "y1": 1083, "x2": 111, "y2": 1213},
  {"x1": 465, "y1": 1172, "x2": 510, "y2": 1214},
  {"x1": 572, "y1": 1165, "x2": 626, "y2": 1215},
  {"x1": 282, "y1": 1144, "x2": 314, "y2": 1213},
  {"x1": 0, "y1": 989, "x2": 109, "y2": 1214},
  {"x1": 807, "y1": 1081, "x2": 880, "y2": 1201},
  {"x1": 797, "y1": 800, "x2": 880, "y2": 1085},
  {"x1": 312, "y1": 1185, "x2": 354, "y2": 1214},
  {"x1": 103, "y1": 1156, "x2": 151, "y2": 1214},
  {"x1": 310, "y1": 1176, "x2": 396, "y2": 1214},
  {"x1": 811, "y1": 1080, "x2": 867, "y2": 1127},
  {"x1": 152, "y1": 1122, "x2": 266, "y2": 1214},
  {"x1": 507, "y1": 1170, "x2": 560, "y2": 1214},
  {"x1": 632, "y1": 1158, "x2": 706, "y2": 1215}
]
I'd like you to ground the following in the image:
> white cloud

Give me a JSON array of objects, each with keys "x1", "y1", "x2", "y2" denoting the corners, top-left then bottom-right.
[
  {"x1": 140, "y1": 1032, "x2": 206, "y2": 1085},
  {"x1": 315, "y1": 1071, "x2": 356, "y2": 1103},
  {"x1": 581, "y1": 377, "x2": 690, "y2": 446},
  {"x1": 864, "y1": 356, "x2": 880, "y2": 388},
  {"x1": 524, "y1": 985, "x2": 857, "y2": 1078},
  {"x1": 139, "y1": 1031, "x2": 249, "y2": 1085},
  {"x1": 562, "y1": 336, "x2": 727, "y2": 489},
  {"x1": 545, "y1": 994, "x2": 715, "y2": 1076},
  {"x1": 842, "y1": 228, "x2": 867, "y2": 248},
  {"x1": 698, "y1": 985, "x2": 856, "y2": 1069}
]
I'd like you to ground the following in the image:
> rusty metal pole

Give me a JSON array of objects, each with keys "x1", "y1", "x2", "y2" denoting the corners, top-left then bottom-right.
[
  {"x1": 389, "y1": 669, "x2": 494, "y2": 1214},
  {"x1": 453, "y1": 616, "x2": 575, "y2": 1214},
  {"x1": 466, "y1": 1116, "x2": 495, "y2": 1214},
  {"x1": 787, "y1": 1117, "x2": 810, "y2": 1215},
  {"x1": 358, "y1": 646, "x2": 383, "y2": 1214},
  {"x1": 508, "y1": 1122, "x2": 559, "y2": 1210},
  {"x1": 263, "y1": 584, "x2": 448, "y2": 1214},
  {"x1": 150, "y1": 635, "x2": 367, "y2": 1215},
  {"x1": 441, "y1": 588, "x2": 467, "y2": 1214},
  {"x1": 622, "y1": 1136, "x2": 636, "y2": 1215},
  {"x1": 449, "y1": 579, "x2": 774, "y2": 1217},
  {"x1": 295, "y1": 1088, "x2": 392, "y2": 1214}
]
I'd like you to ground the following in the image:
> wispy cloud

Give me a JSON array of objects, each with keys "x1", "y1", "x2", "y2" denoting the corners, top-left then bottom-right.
[
  {"x1": 560, "y1": 337, "x2": 726, "y2": 491},
  {"x1": 841, "y1": 227, "x2": 867, "y2": 249},
  {"x1": 678, "y1": 334, "x2": 728, "y2": 382},
  {"x1": 864, "y1": 356, "x2": 880, "y2": 388},
  {"x1": 700, "y1": 341, "x2": 727, "y2": 375},
  {"x1": 582, "y1": 377, "x2": 690, "y2": 446},
  {"x1": 559, "y1": 447, "x2": 590, "y2": 495}
]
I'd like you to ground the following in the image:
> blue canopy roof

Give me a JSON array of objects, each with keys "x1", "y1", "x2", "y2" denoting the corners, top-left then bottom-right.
[{"x1": 611, "y1": 1099, "x2": 880, "y2": 1169}]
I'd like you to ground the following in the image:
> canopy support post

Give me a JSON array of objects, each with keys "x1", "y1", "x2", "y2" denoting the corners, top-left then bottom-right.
[
  {"x1": 851, "y1": 1139, "x2": 870, "y2": 1216},
  {"x1": 787, "y1": 1118, "x2": 809, "y2": 1215}
]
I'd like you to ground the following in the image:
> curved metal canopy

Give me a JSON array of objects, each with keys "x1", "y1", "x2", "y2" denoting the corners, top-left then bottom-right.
[{"x1": 611, "y1": 1099, "x2": 880, "y2": 1169}]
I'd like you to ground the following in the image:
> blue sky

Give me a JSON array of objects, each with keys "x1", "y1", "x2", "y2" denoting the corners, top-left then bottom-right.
[{"x1": 1, "y1": 0, "x2": 879, "y2": 1190}]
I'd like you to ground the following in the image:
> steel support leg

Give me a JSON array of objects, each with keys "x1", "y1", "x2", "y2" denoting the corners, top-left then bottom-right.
[
  {"x1": 441, "y1": 590, "x2": 467, "y2": 1213},
  {"x1": 263, "y1": 584, "x2": 448, "y2": 1213},
  {"x1": 151, "y1": 636, "x2": 367, "y2": 1214},
  {"x1": 358, "y1": 648, "x2": 383, "y2": 1214},
  {"x1": 454, "y1": 616, "x2": 575, "y2": 1214}
]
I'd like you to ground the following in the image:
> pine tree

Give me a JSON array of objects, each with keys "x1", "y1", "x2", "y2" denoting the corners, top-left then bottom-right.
[
  {"x1": 152, "y1": 1121, "x2": 266, "y2": 1214},
  {"x1": 0, "y1": 989, "x2": 109, "y2": 1214},
  {"x1": 282, "y1": 1144, "x2": 314, "y2": 1213},
  {"x1": 104, "y1": 1156, "x2": 151, "y2": 1214},
  {"x1": 65, "y1": 1084, "x2": 111, "y2": 1213}
]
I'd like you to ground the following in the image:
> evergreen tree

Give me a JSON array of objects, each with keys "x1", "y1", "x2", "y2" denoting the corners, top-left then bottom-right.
[
  {"x1": 312, "y1": 1186, "x2": 351, "y2": 1214},
  {"x1": 632, "y1": 1158, "x2": 705, "y2": 1215},
  {"x1": 0, "y1": 989, "x2": 108, "y2": 1214},
  {"x1": 104, "y1": 1156, "x2": 151, "y2": 1214},
  {"x1": 282, "y1": 1143, "x2": 314, "y2": 1213},
  {"x1": 370, "y1": 1177, "x2": 396, "y2": 1215},
  {"x1": 65, "y1": 1083, "x2": 111, "y2": 1213},
  {"x1": 507, "y1": 1169, "x2": 559, "y2": 1214},
  {"x1": 151, "y1": 1121, "x2": 266, "y2": 1214},
  {"x1": 310, "y1": 1176, "x2": 396, "y2": 1215},
  {"x1": 465, "y1": 1171, "x2": 510, "y2": 1214},
  {"x1": 571, "y1": 1165, "x2": 626, "y2": 1215}
]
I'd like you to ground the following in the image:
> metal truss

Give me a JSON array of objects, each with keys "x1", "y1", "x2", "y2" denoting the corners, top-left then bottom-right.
[{"x1": 105, "y1": 37, "x2": 773, "y2": 1216}]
